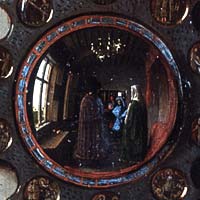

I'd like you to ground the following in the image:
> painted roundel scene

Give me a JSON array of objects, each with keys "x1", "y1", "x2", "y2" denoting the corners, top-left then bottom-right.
[{"x1": 1, "y1": 0, "x2": 200, "y2": 199}]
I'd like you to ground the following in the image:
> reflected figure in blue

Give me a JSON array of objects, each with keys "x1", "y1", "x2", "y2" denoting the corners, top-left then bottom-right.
[{"x1": 112, "y1": 96, "x2": 127, "y2": 135}]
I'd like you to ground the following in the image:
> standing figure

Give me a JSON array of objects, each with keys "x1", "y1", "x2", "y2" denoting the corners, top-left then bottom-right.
[
  {"x1": 74, "y1": 77, "x2": 107, "y2": 161},
  {"x1": 112, "y1": 97, "x2": 127, "y2": 134},
  {"x1": 104, "y1": 95, "x2": 116, "y2": 131},
  {"x1": 108, "y1": 95, "x2": 115, "y2": 108},
  {"x1": 121, "y1": 85, "x2": 148, "y2": 162}
]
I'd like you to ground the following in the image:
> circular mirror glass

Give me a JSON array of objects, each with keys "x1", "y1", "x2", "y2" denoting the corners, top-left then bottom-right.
[
  {"x1": 150, "y1": 0, "x2": 189, "y2": 26},
  {"x1": 15, "y1": 15, "x2": 182, "y2": 187}
]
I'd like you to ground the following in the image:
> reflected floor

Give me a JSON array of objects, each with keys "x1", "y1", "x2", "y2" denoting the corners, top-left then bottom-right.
[{"x1": 41, "y1": 130, "x2": 136, "y2": 171}]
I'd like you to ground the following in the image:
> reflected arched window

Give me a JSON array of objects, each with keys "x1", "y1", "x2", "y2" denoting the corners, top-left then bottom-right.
[{"x1": 33, "y1": 56, "x2": 53, "y2": 130}]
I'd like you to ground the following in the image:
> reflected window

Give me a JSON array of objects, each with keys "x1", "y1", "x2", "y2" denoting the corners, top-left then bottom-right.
[{"x1": 33, "y1": 57, "x2": 52, "y2": 130}]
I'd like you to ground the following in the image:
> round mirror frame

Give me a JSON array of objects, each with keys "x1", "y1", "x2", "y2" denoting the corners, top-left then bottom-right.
[{"x1": 15, "y1": 15, "x2": 183, "y2": 188}]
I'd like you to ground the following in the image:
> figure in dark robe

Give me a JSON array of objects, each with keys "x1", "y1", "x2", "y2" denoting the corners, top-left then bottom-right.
[
  {"x1": 121, "y1": 85, "x2": 148, "y2": 162},
  {"x1": 74, "y1": 77, "x2": 108, "y2": 161}
]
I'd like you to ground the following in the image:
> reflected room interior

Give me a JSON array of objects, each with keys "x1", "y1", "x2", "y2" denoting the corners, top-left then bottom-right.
[{"x1": 26, "y1": 27, "x2": 175, "y2": 171}]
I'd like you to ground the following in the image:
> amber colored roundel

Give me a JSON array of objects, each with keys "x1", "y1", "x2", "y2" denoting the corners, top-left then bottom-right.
[
  {"x1": 0, "y1": 119, "x2": 12, "y2": 152},
  {"x1": 24, "y1": 176, "x2": 60, "y2": 199},
  {"x1": 152, "y1": 168, "x2": 188, "y2": 200},
  {"x1": 0, "y1": 46, "x2": 13, "y2": 79},
  {"x1": 150, "y1": 0, "x2": 189, "y2": 26},
  {"x1": 189, "y1": 42, "x2": 200, "y2": 75}
]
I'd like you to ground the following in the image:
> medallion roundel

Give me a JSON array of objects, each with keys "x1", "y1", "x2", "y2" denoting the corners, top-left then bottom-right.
[
  {"x1": 24, "y1": 176, "x2": 60, "y2": 200},
  {"x1": 0, "y1": 119, "x2": 12, "y2": 152},
  {"x1": 17, "y1": 0, "x2": 53, "y2": 27},
  {"x1": 0, "y1": 46, "x2": 13, "y2": 79},
  {"x1": 189, "y1": 42, "x2": 200, "y2": 75},
  {"x1": 0, "y1": 6, "x2": 12, "y2": 40},
  {"x1": 0, "y1": 160, "x2": 19, "y2": 200},
  {"x1": 151, "y1": 168, "x2": 188, "y2": 200},
  {"x1": 150, "y1": 0, "x2": 189, "y2": 26}
]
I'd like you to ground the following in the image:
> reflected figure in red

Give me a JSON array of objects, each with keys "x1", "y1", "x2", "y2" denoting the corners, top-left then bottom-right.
[
  {"x1": 74, "y1": 77, "x2": 108, "y2": 161},
  {"x1": 121, "y1": 85, "x2": 148, "y2": 162}
]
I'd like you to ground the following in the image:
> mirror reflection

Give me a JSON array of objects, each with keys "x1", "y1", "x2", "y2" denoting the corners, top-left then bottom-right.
[{"x1": 27, "y1": 27, "x2": 176, "y2": 171}]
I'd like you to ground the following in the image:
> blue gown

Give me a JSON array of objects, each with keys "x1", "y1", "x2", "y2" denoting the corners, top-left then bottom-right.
[{"x1": 112, "y1": 105, "x2": 127, "y2": 132}]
